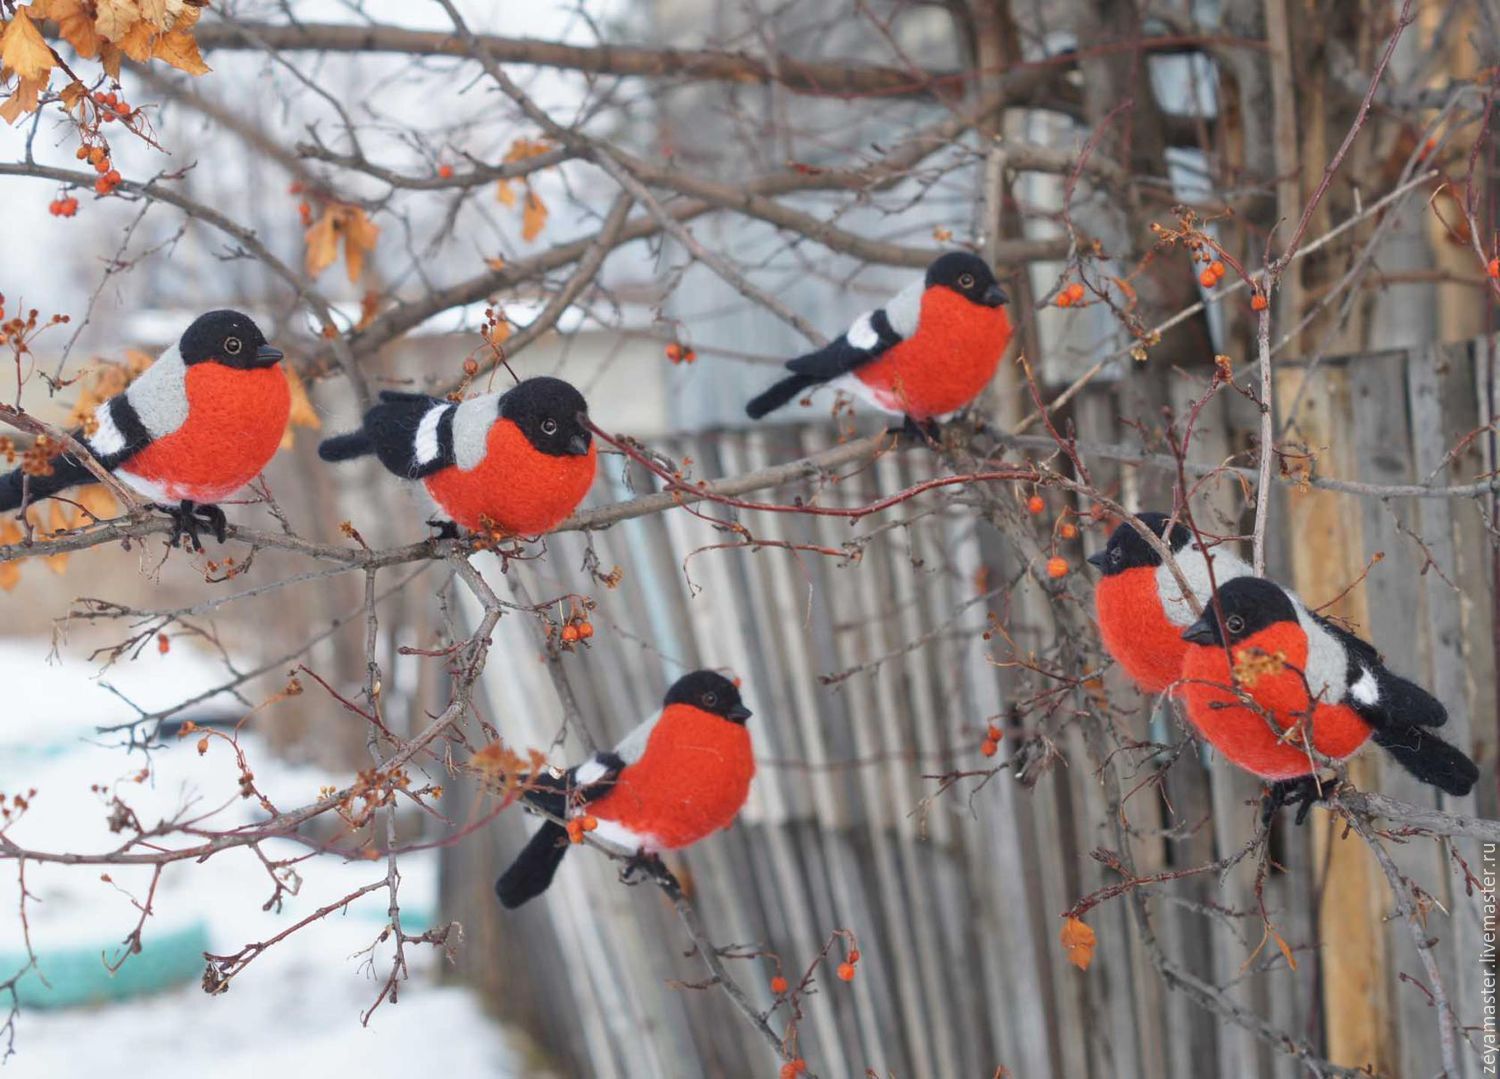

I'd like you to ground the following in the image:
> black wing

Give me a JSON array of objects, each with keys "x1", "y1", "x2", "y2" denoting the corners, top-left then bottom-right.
[
  {"x1": 0, "y1": 396, "x2": 151, "y2": 512},
  {"x1": 786, "y1": 309, "x2": 903, "y2": 380},
  {"x1": 1314, "y1": 613, "x2": 1447, "y2": 728},
  {"x1": 363, "y1": 391, "x2": 456, "y2": 479}
]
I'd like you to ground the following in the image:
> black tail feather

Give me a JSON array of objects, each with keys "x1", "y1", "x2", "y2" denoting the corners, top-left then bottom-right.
[
  {"x1": 1373, "y1": 724, "x2": 1478, "y2": 796},
  {"x1": 1378, "y1": 671, "x2": 1448, "y2": 727},
  {"x1": 745, "y1": 374, "x2": 823, "y2": 420},
  {"x1": 0, "y1": 453, "x2": 100, "y2": 513},
  {"x1": 495, "y1": 821, "x2": 570, "y2": 908},
  {"x1": 317, "y1": 431, "x2": 374, "y2": 463}
]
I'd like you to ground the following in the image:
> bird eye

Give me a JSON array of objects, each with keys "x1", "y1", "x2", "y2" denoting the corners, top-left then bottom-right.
[
  {"x1": 540, "y1": 418, "x2": 558, "y2": 435},
  {"x1": 958, "y1": 273, "x2": 975, "y2": 289},
  {"x1": 1225, "y1": 615, "x2": 1245, "y2": 635},
  {"x1": 703, "y1": 692, "x2": 718, "y2": 707},
  {"x1": 224, "y1": 336, "x2": 243, "y2": 355}
]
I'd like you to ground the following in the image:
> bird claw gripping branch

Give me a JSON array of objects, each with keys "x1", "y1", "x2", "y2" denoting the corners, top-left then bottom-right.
[{"x1": 160, "y1": 499, "x2": 228, "y2": 552}]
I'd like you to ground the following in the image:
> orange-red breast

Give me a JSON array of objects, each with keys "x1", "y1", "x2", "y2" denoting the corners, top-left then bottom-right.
[
  {"x1": 1179, "y1": 576, "x2": 1475, "y2": 822},
  {"x1": 744, "y1": 252, "x2": 1012, "y2": 425},
  {"x1": 318, "y1": 376, "x2": 596, "y2": 535},
  {"x1": 495, "y1": 671, "x2": 754, "y2": 908},
  {"x1": 1087, "y1": 512, "x2": 1252, "y2": 694},
  {"x1": 0, "y1": 310, "x2": 288, "y2": 550}
]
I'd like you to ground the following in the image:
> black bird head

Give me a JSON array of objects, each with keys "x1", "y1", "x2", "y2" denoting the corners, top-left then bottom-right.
[
  {"x1": 1086, "y1": 512, "x2": 1192, "y2": 577},
  {"x1": 1181, "y1": 577, "x2": 1298, "y2": 647},
  {"x1": 665, "y1": 670, "x2": 752, "y2": 724},
  {"x1": 179, "y1": 309, "x2": 282, "y2": 370},
  {"x1": 499, "y1": 376, "x2": 593, "y2": 457},
  {"x1": 925, "y1": 252, "x2": 1007, "y2": 308}
]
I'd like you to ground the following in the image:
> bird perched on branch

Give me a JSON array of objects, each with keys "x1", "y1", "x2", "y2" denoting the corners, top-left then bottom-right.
[
  {"x1": 1088, "y1": 512, "x2": 1252, "y2": 695},
  {"x1": 743, "y1": 252, "x2": 1012, "y2": 432},
  {"x1": 1179, "y1": 576, "x2": 1476, "y2": 823},
  {"x1": 495, "y1": 670, "x2": 755, "y2": 909},
  {"x1": 318, "y1": 376, "x2": 596, "y2": 536},
  {"x1": 0, "y1": 310, "x2": 287, "y2": 550}
]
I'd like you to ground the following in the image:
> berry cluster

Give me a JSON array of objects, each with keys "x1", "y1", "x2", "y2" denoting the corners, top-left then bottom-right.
[
  {"x1": 980, "y1": 721, "x2": 1002, "y2": 758},
  {"x1": 565, "y1": 814, "x2": 598, "y2": 844},
  {"x1": 665, "y1": 342, "x2": 698, "y2": 364},
  {"x1": 48, "y1": 195, "x2": 79, "y2": 217},
  {"x1": 1054, "y1": 281, "x2": 1086, "y2": 308},
  {"x1": 1197, "y1": 260, "x2": 1227, "y2": 289}
]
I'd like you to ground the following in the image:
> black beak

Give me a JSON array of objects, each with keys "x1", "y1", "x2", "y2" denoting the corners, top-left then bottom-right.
[
  {"x1": 567, "y1": 434, "x2": 591, "y2": 456},
  {"x1": 255, "y1": 344, "x2": 284, "y2": 365},
  {"x1": 982, "y1": 284, "x2": 1008, "y2": 307},
  {"x1": 728, "y1": 704, "x2": 752, "y2": 722},
  {"x1": 1181, "y1": 615, "x2": 1218, "y2": 646},
  {"x1": 1086, "y1": 551, "x2": 1108, "y2": 570}
]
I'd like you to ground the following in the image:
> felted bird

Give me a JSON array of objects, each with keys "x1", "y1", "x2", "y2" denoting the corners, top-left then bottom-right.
[
  {"x1": 1179, "y1": 576, "x2": 1477, "y2": 823},
  {"x1": 317, "y1": 376, "x2": 596, "y2": 536},
  {"x1": 0, "y1": 309, "x2": 288, "y2": 550},
  {"x1": 1088, "y1": 512, "x2": 1252, "y2": 695},
  {"x1": 743, "y1": 252, "x2": 1012, "y2": 430},
  {"x1": 495, "y1": 670, "x2": 755, "y2": 909}
]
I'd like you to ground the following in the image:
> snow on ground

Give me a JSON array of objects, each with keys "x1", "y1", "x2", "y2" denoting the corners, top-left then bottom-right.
[{"x1": 0, "y1": 638, "x2": 517, "y2": 1078}]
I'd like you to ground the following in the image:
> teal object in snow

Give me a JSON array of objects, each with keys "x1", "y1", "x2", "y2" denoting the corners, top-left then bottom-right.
[{"x1": 1, "y1": 921, "x2": 210, "y2": 1009}]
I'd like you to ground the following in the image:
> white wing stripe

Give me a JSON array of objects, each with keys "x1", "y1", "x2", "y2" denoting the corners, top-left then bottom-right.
[
  {"x1": 414, "y1": 404, "x2": 447, "y2": 465},
  {"x1": 89, "y1": 403, "x2": 127, "y2": 457},
  {"x1": 1351, "y1": 668, "x2": 1381, "y2": 706},
  {"x1": 846, "y1": 312, "x2": 879, "y2": 350}
]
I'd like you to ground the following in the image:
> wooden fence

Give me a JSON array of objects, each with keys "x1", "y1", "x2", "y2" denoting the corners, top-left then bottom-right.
[{"x1": 439, "y1": 336, "x2": 1496, "y2": 1078}]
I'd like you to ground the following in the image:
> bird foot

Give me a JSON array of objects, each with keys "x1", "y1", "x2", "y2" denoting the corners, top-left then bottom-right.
[
  {"x1": 887, "y1": 415, "x2": 942, "y2": 445},
  {"x1": 426, "y1": 518, "x2": 462, "y2": 541},
  {"x1": 620, "y1": 851, "x2": 673, "y2": 889},
  {"x1": 1259, "y1": 775, "x2": 1332, "y2": 827},
  {"x1": 158, "y1": 501, "x2": 226, "y2": 552}
]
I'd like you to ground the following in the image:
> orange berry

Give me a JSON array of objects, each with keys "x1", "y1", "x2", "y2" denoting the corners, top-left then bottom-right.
[
  {"x1": 1250, "y1": 292, "x2": 1269, "y2": 312},
  {"x1": 1066, "y1": 282, "x2": 1085, "y2": 301},
  {"x1": 1026, "y1": 495, "x2": 1045, "y2": 515},
  {"x1": 437, "y1": 163, "x2": 454, "y2": 179},
  {"x1": 770, "y1": 975, "x2": 788, "y2": 995},
  {"x1": 580, "y1": 815, "x2": 598, "y2": 832},
  {"x1": 836, "y1": 962, "x2": 856, "y2": 982},
  {"x1": 981, "y1": 738, "x2": 998, "y2": 757},
  {"x1": 665, "y1": 342, "x2": 683, "y2": 362},
  {"x1": 1488, "y1": 257, "x2": 1499, "y2": 279},
  {"x1": 74, "y1": 146, "x2": 89, "y2": 160},
  {"x1": 847, "y1": 949, "x2": 859, "y2": 963},
  {"x1": 1046, "y1": 556, "x2": 1069, "y2": 579},
  {"x1": 1198, "y1": 268, "x2": 1216, "y2": 288},
  {"x1": 105, "y1": 169, "x2": 120, "y2": 184},
  {"x1": 986, "y1": 724, "x2": 1002, "y2": 742},
  {"x1": 1059, "y1": 522, "x2": 1078, "y2": 539},
  {"x1": 578, "y1": 621, "x2": 594, "y2": 639},
  {"x1": 780, "y1": 1062, "x2": 807, "y2": 1079},
  {"x1": 565, "y1": 819, "x2": 585, "y2": 844},
  {"x1": 1055, "y1": 292, "x2": 1073, "y2": 308},
  {"x1": 683, "y1": 348, "x2": 697, "y2": 364},
  {"x1": 561, "y1": 624, "x2": 580, "y2": 643},
  {"x1": 1209, "y1": 260, "x2": 1225, "y2": 279},
  {"x1": 94, "y1": 177, "x2": 111, "y2": 194}
]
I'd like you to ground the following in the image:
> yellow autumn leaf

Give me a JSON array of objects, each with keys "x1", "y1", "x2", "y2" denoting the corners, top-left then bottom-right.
[
  {"x1": 73, "y1": 484, "x2": 118, "y2": 523},
  {"x1": 521, "y1": 188, "x2": 547, "y2": 243},
  {"x1": 340, "y1": 207, "x2": 379, "y2": 284},
  {"x1": 58, "y1": 79, "x2": 86, "y2": 110},
  {"x1": 495, "y1": 178, "x2": 515, "y2": 207},
  {"x1": 94, "y1": 0, "x2": 140, "y2": 44},
  {"x1": 1060, "y1": 916, "x2": 1097, "y2": 972},
  {"x1": 279, "y1": 364, "x2": 320, "y2": 449},
  {"x1": 99, "y1": 41, "x2": 122, "y2": 79},
  {"x1": 152, "y1": 28, "x2": 208, "y2": 75},
  {"x1": 0, "y1": 518, "x2": 19, "y2": 591},
  {"x1": 304, "y1": 208, "x2": 340, "y2": 278},
  {"x1": 0, "y1": 75, "x2": 45, "y2": 124},
  {"x1": 137, "y1": 0, "x2": 175, "y2": 31},
  {"x1": 37, "y1": 0, "x2": 101, "y2": 60},
  {"x1": 2, "y1": 10, "x2": 56, "y2": 83},
  {"x1": 116, "y1": 18, "x2": 154, "y2": 63}
]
